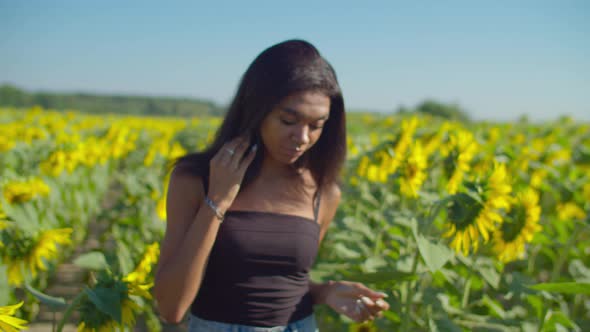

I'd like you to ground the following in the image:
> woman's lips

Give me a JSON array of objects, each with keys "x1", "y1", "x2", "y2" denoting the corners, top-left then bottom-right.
[{"x1": 283, "y1": 147, "x2": 303, "y2": 158}]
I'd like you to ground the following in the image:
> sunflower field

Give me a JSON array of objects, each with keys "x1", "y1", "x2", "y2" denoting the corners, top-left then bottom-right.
[{"x1": 0, "y1": 106, "x2": 589, "y2": 331}]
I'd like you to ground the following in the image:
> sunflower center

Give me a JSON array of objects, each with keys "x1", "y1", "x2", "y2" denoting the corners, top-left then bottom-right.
[
  {"x1": 447, "y1": 193, "x2": 483, "y2": 231},
  {"x1": 443, "y1": 152, "x2": 458, "y2": 177},
  {"x1": 501, "y1": 205, "x2": 527, "y2": 242},
  {"x1": 405, "y1": 162, "x2": 418, "y2": 178},
  {"x1": 1, "y1": 229, "x2": 36, "y2": 258}
]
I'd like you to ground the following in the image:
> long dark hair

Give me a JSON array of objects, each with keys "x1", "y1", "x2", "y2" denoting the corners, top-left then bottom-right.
[{"x1": 170, "y1": 39, "x2": 346, "y2": 192}]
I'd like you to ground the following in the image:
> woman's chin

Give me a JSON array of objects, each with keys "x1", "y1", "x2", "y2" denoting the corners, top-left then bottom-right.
[{"x1": 280, "y1": 149, "x2": 303, "y2": 163}]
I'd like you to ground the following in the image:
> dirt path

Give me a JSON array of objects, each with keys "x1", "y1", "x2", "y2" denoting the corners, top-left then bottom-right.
[
  {"x1": 30, "y1": 182, "x2": 119, "y2": 329},
  {"x1": 28, "y1": 179, "x2": 191, "y2": 331}
]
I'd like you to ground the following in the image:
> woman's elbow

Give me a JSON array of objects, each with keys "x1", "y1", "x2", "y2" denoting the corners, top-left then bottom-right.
[
  {"x1": 153, "y1": 281, "x2": 186, "y2": 324},
  {"x1": 158, "y1": 309, "x2": 186, "y2": 325},
  {"x1": 154, "y1": 294, "x2": 186, "y2": 324}
]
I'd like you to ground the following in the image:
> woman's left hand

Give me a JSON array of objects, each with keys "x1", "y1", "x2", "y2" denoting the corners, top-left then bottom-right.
[{"x1": 324, "y1": 281, "x2": 390, "y2": 322}]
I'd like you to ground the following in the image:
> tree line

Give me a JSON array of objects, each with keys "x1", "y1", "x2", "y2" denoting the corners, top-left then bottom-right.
[
  {"x1": 0, "y1": 84, "x2": 224, "y2": 117},
  {"x1": 1, "y1": 84, "x2": 471, "y2": 121}
]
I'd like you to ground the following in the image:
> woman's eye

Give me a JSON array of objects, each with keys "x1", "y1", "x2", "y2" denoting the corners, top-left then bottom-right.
[
  {"x1": 310, "y1": 122, "x2": 325, "y2": 130},
  {"x1": 280, "y1": 119, "x2": 296, "y2": 125}
]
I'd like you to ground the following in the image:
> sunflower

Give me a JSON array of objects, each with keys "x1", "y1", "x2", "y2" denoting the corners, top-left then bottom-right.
[
  {"x1": 556, "y1": 202, "x2": 586, "y2": 221},
  {"x1": 483, "y1": 162, "x2": 512, "y2": 211},
  {"x1": 399, "y1": 141, "x2": 428, "y2": 198},
  {"x1": 584, "y1": 182, "x2": 590, "y2": 202},
  {"x1": 2, "y1": 178, "x2": 50, "y2": 204},
  {"x1": 0, "y1": 204, "x2": 8, "y2": 237},
  {"x1": 76, "y1": 280, "x2": 143, "y2": 332},
  {"x1": 155, "y1": 174, "x2": 170, "y2": 221},
  {"x1": 0, "y1": 133, "x2": 16, "y2": 152},
  {"x1": 442, "y1": 130, "x2": 478, "y2": 194},
  {"x1": 391, "y1": 117, "x2": 419, "y2": 169},
  {"x1": 493, "y1": 188, "x2": 542, "y2": 263},
  {"x1": 443, "y1": 192, "x2": 485, "y2": 255},
  {"x1": 123, "y1": 242, "x2": 160, "y2": 285},
  {"x1": 357, "y1": 153, "x2": 389, "y2": 184},
  {"x1": 0, "y1": 302, "x2": 28, "y2": 332},
  {"x1": 0, "y1": 228, "x2": 72, "y2": 286},
  {"x1": 156, "y1": 196, "x2": 167, "y2": 221},
  {"x1": 78, "y1": 242, "x2": 160, "y2": 332},
  {"x1": 349, "y1": 321, "x2": 378, "y2": 332},
  {"x1": 530, "y1": 169, "x2": 547, "y2": 189},
  {"x1": 444, "y1": 162, "x2": 512, "y2": 256}
]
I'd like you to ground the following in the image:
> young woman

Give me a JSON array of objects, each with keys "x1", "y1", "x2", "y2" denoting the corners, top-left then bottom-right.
[{"x1": 154, "y1": 39, "x2": 389, "y2": 331}]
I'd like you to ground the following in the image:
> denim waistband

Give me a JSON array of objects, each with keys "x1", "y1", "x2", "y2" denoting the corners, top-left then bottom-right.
[{"x1": 187, "y1": 312, "x2": 319, "y2": 332}]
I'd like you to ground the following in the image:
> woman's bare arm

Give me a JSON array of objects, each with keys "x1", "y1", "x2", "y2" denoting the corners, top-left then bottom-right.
[
  {"x1": 310, "y1": 183, "x2": 341, "y2": 305},
  {"x1": 154, "y1": 136, "x2": 256, "y2": 323},
  {"x1": 153, "y1": 169, "x2": 222, "y2": 323}
]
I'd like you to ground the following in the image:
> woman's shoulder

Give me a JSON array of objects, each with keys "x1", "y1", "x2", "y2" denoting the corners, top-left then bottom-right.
[
  {"x1": 168, "y1": 166, "x2": 207, "y2": 204},
  {"x1": 321, "y1": 181, "x2": 341, "y2": 207},
  {"x1": 299, "y1": 168, "x2": 341, "y2": 202}
]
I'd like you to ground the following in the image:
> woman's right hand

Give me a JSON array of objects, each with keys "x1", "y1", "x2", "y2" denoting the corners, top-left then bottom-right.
[{"x1": 207, "y1": 136, "x2": 257, "y2": 212}]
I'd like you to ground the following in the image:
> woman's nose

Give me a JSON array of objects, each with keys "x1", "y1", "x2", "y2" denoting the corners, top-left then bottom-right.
[{"x1": 291, "y1": 125, "x2": 310, "y2": 145}]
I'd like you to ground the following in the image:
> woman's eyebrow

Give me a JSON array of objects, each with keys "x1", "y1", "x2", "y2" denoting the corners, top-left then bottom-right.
[{"x1": 281, "y1": 108, "x2": 329, "y2": 121}]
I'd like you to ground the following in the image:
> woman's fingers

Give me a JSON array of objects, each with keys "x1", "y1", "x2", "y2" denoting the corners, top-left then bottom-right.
[
  {"x1": 218, "y1": 136, "x2": 248, "y2": 166},
  {"x1": 375, "y1": 298, "x2": 390, "y2": 311},
  {"x1": 216, "y1": 138, "x2": 242, "y2": 166},
  {"x1": 230, "y1": 137, "x2": 251, "y2": 170},
  {"x1": 354, "y1": 295, "x2": 389, "y2": 322},
  {"x1": 355, "y1": 297, "x2": 375, "y2": 322}
]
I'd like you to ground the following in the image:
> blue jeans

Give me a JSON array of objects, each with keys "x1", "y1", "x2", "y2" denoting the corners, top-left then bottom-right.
[{"x1": 187, "y1": 313, "x2": 319, "y2": 332}]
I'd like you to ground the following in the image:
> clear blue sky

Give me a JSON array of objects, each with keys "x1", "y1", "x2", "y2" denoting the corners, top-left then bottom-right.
[{"x1": 1, "y1": 1, "x2": 589, "y2": 121}]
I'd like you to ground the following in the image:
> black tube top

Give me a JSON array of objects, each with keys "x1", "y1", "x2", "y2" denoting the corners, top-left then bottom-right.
[{"x1": 190, "y1": 210, "x2": 320, "y2": 327}]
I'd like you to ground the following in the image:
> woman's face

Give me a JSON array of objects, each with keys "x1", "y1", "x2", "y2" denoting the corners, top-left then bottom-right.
[{"x1": 259, "y1": 91, "x2": 331, "y2": 165}]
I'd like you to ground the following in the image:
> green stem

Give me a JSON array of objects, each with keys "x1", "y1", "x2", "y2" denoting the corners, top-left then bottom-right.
[
  {"x1": 401, "y1": 250, "x2": 420, "y2": 332},
  {"x1": 527, "y1": 244, "x2": 540, "y2": 275},
  {"x1": 550, "y1": 222, "x2": 581, "y2": 281},
  {"x1": 538, "y1": 306, "x2": 549, "y2": 331},
  {"x1": 56, "y1": 291, "x2": 86, "y2": 332},
  {"x1": 461, "y1": 277, "x2": 472, "y2": 309},
  {"x1": 461, "y1": 255, "x2": 478, "y2": 309}
]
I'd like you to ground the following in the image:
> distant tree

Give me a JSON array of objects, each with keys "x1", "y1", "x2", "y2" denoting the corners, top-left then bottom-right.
[
  {"x1": 0, "y1": 84, "x2": 222, "y2": 117},
  {"x1": 0, "y1": 84, "x2": 28, "y2": 105},
  {"x1": 145, "y1": 100, "x2": 160, "y2": 115},
  {"x1": 33, "y1": 93, "x2": 53, "y2": 109},
  {"x1": 414, "y1": 99, "x2": 470, "y2": 122},
  {"x1": 395, "y1": 105, "x2": 411, "y2": 115}
]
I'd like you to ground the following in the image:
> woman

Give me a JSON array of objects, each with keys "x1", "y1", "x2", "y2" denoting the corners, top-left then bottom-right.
[{"x1": 154, "y1": 39, "x2": 389, "y2": 331}]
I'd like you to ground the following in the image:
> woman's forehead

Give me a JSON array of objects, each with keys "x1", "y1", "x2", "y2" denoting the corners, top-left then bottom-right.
[{"x1": 276, "y1": 91, "x2": 330, "y2": 119}]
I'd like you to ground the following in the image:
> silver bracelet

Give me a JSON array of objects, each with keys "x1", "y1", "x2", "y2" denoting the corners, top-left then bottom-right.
[{"x1": 204, "y1": 196, "x2": 224, "y2": 222}]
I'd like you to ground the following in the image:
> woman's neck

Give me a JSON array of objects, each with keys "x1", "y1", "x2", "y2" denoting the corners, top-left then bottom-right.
[{"x1": 259, "y1": 156, "x2": 305, "y2": 180}]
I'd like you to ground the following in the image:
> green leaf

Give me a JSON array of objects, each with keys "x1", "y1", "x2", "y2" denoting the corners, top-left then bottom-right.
[
  {"x1": 25, "y1": 284, "x2": 67, "y2": 310},
  {"x1": 526, "y1": 294, "x2": 543, "y2": 319},
  {"x1": 332, "y1": 243, "x2": 361, "y2": 259},
  {"x1": 429, "y1": 318, "x2": 462, "y2": 332},
  {"x1": 474, "y1": 258, "x2": 501, "y2": 289},
  {"x1": 528, "y1": 282, "x2": 590, "y2": 295},
  {"x1": 362, "y1": 256, "x2": 387, "y2": 273},
  {"x1": 341, "y1": 269, "x2": 416, "y2": 284},
  {"x1": 342, "y1": 216, "x2": 376, "y2": 241},
  {"x1": 116, "y1": 242, "x2": 134, "y2": 275},
  {"x1": 414, "y1": 234, "x2": 453, "y2": 272},
  {"x1": 480, "y1": 294, "x2": 506, "y2": 319},
  {"x1": 546, "y1": 311, "x2": 576, "y2": 329},
  {"x1": 84, "y1": 286, "x2": 122, "y2": 322},
  {"x1": 73, "y1": 251, "x2": 109, "y2": 271},
  {"x1": 569, "y1": 259, "x2": 590, "y2": 282},
  {"x1": 382, "y1": 310, "x2": 400, "y2": 323}
]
